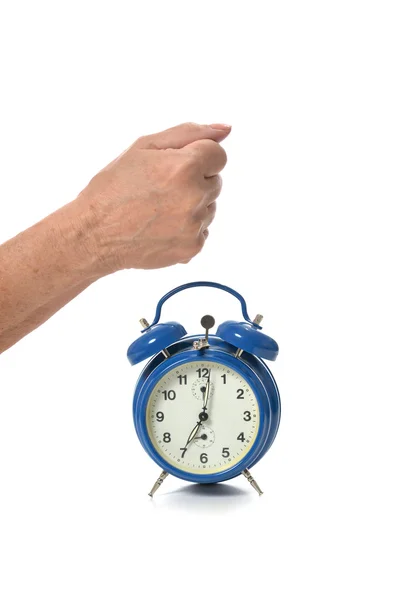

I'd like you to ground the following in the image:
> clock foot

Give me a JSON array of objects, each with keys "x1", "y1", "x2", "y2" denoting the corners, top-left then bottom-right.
[
  {"x1": 242, "y1": 468, "x2": 263, "y2": 496},
  {"x1": 148, "y1": 470, "x2": 169, "y2": 497}
]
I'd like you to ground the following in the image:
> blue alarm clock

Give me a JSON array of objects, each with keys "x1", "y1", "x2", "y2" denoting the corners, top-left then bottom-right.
[{"x1": 127, "y1": 281, "x2": 280, "y2": 497}]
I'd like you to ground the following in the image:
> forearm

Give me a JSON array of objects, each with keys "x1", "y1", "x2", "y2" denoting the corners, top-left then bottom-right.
[
  {"x1": 0, "y1": 279, "x2": 95, "y2": 352},
  {"x1": 0, "y1": 199, "x2": 100, "y2": 353}
]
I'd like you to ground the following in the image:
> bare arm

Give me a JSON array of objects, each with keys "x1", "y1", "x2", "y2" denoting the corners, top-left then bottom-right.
[
  {"x1": 0, "y1": 279, "x2": 94, "y2": 352},
  {"x1": 0, "y1": 201, "x2": 99, "y2": 353},
  {"x1": 0, "y1": 122, "x2": 231, "y2": 353}
]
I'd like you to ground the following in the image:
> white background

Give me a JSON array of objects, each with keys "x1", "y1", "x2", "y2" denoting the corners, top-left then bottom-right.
[{"x1": 0, "y1": 1, "x2": 398, "y2": 598}]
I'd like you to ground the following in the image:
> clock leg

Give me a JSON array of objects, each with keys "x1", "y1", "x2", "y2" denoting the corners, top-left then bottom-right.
[
  {"x1": 148, "y1": 470, "x2": 169, "y2": 497},
  {"x1": 242, "y1": 468, "x2": 263, "y2": 496}
]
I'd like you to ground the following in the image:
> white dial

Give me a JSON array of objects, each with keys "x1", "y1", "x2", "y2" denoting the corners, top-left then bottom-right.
[{"x1": 146, "y1": 360, "x2": 259, "y2": 474}]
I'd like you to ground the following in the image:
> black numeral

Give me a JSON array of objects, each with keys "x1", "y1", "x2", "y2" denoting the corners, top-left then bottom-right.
[
  {"x1": 222, "y1": 447, "x2": 230, "y2": 458},
  {"x1": 200, "y1": 453, "x2": 208, "y2": 464},
  {"x1": 243, "y1": 411, "x2": 251, "y2": 421},
  {"x1": 162, "y1": 390, "x2": 176, "y2": 400},
  {"x1": 237, "y1": 389, "x2": 244, "y2": 399},
  {"x1": 237, "y1": 432, "x2": 245, "y2": 442},
  {"x1": 221, "y1": 374, "x2": 227, "y2": 384},
  {"x1": 180, "y1": 447, "x2": 187, "y2": 458},
  {"x1": 163, "y1": 432, "x2": 171, "y2": 443},
  {"x1": 196, "y1": 368, "x2": 209, "y2": 378},
  {"x1": 178, "y1": 375, "x2": 187, "y2": 385},
  {"x1": 156, "y1": 411, "x2": 164, "y2": 422}
]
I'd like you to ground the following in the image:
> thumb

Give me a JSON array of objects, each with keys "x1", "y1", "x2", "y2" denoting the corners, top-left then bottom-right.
[{"x1": 133, "y1": 122, "x2": 232, "y2": 150}]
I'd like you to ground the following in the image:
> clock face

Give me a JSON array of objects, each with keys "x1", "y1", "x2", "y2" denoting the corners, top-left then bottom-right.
[{"x1": 146, "y1": 360, "x2": 260, "y2": 475}]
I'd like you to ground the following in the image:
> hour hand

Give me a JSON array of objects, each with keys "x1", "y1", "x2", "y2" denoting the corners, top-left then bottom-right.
[{"x1": 183, "y1": 420, "x2": 202, "y2": 449}]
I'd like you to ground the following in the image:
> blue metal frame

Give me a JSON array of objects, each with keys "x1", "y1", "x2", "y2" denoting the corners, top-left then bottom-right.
[
  {"x1": 142, "y1": 281, "x2": 262, "y2": 332},
  {"x1": 132, "y1": 335, "x2": 280, "y2": 484}
]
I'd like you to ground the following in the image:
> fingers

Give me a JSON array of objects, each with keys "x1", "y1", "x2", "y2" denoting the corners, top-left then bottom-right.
[
  {"x1": 203, "y1": 201, "x2": 217, "y2": 228},
  {"x1": 129, "y1": 122, "x2": 229, "y2": 268},
  {"x1": 185, "y1": 139, "x2": 228, "y2": 177},
  {"x1": 192, "y1": 200, "x2": 217, "y2": 230},
  {"x1": 179, "y1": 202, "x2": 216, "y2": 264},
  {"x1": 134, "y1": 122, "x2": 231, "y2": 150},
  {"x1": 202, "y1": 174, "x2": 222, "y2": 199}
]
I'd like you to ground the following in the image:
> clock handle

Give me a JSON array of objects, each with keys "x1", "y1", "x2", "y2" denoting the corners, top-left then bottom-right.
[{"x1": 143, "y1": 281, "x2": 260, "y2": 331}]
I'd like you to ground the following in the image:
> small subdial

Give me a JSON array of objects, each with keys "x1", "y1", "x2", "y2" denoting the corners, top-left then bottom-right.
[
  {"x1": 191, "y1": 378, "x2": 215, "y2": 401},
  {"x1": 194, "y1": 426, "x2": 215, "y2": 449}
]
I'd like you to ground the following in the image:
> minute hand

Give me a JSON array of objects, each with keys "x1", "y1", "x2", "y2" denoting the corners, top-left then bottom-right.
[{"x1": 202, "y1": 370, "x2": 212, "y2": 411}]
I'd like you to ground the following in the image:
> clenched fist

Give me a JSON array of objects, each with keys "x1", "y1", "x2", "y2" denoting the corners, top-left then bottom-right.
[
  {"x1": 0, "y1": 121, "x2": 231, "y2": 352},
  {"x1": 76, "y1": 122, "x2": 231, "y2": 274}
]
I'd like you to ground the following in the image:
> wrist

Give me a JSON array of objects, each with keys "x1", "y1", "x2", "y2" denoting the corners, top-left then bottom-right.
[{"x1": 50, "y1": 196, "x2": 113, "y2": 282}]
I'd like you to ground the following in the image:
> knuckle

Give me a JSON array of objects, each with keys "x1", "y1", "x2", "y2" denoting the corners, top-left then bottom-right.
[
  {"x1": 216, "y1": 144, "x2": 228, "y2": 167},
  {"x1": 182, "y1": 121, "x2": 201, "y2": 131},
  {"x1": 134, "y1": 134, "x2": 159, "y2": 149},
  {"x1": 134, "y1": 134, "x2": 147, "y2": 146},
  {"x1": 207, "y1": 202, "x2": 217, "y2": 221},
  {"x1": 192, "y1": 140, "x2": 228, "y2": 171},
  {"x1": 211, "y1": 174, "x2": 223, "y2": 193},
  {"x1": 190, "y1": 208, "x2": 207, "y2": 225},
  {"x1": 143, "y1": 137, "x2": 159, "y2": 150}
]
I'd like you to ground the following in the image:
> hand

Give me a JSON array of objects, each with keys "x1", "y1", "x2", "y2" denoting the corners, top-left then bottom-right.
[
  {"x1": 182, "y1": 420, "x2": 202, "y2": 453},
  {"x1": 75, "y1": 122, "x2": 231, "y2": 276},
  {"x1": 202, "y1": 370, "x2": 212, "y2": 413}
]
